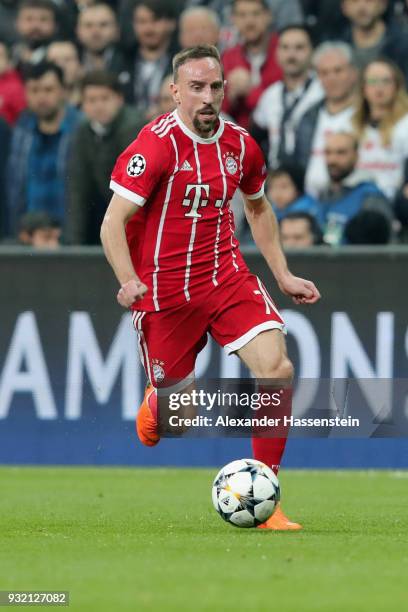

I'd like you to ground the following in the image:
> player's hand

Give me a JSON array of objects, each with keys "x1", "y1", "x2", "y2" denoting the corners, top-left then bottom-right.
[
  {"x1": 278, "y1": 274, "x2": 321, "y2": 305},
  {"x1": 117, "y1": 279, "x2": 148, "y2": 308}
]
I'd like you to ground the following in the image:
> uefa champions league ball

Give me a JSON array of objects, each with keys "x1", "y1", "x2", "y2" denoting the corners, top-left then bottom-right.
[{"x1": 212, "y1": 459, "x2": 280, "y2": 528}]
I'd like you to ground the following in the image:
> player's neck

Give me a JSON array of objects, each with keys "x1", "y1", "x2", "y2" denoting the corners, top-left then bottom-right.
[{"x1": 176, "y1": 109, "x2": 217, "y2": 139}]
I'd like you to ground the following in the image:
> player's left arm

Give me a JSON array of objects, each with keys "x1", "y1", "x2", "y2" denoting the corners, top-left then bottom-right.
[{"x1": 243, "y1": 193, "x2": 321, "y2": 305}]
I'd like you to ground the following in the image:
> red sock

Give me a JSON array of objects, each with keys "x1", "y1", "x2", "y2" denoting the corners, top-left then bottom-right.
[
  {"x1": 251, "y1": 436, "x2": 287, "y2": 476},
  {"x1": 251, "y1": 386, "x2": 292, "y2": 475}
]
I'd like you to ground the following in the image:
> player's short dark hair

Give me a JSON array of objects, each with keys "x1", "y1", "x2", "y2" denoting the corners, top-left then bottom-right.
[
  {"x1": 173, "y1": 45, "x2": 223, "y2": 82},
  {"x1": 231, "y1": 0, "x2": 269, "y2": 12},
  {"x1": 80, "y1": 70, "x2": 123, "y2": 95},
  {"x1": 280, "y1": 212, "x2": 324, "y2": 245},
  {"x1": 133, "y1": 0, "x2": 177, "y2": 20},
  {"x1": 22, "y1": 61, "x2": 65, "y2": 85},
  {"x1": 18, "y1": 0, "x2": 58, "y2": 18},
  {"x1": 278, "y1": 24, "x2": 313, "y2": 45}
]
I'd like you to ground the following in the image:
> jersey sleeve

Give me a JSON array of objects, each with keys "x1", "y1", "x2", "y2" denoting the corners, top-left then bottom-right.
[
  {"x1": 110, "y1": 126, "x2": 170, "y2": 206},
  {"x1": 239, "y1": 134, "x2": 268, "y2": 199}
]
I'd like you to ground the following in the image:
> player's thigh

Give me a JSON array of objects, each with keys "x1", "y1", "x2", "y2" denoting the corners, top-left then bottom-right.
[
  {"x1": 132, "y1": 307, "x2": 207, "y2": 389},
  {"x1": 210, "y1": 273, "x2": 288, "y2": 378}
]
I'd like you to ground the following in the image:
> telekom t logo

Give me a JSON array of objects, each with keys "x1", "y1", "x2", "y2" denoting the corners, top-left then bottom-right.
[{"x1": 182, "y1": 184, "x2": 223, "y2": 218}]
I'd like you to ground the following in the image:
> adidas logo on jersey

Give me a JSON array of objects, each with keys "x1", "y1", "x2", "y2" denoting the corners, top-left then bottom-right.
[{"x1": 180, "y1": 160, "x2": 193, "y2": 171}]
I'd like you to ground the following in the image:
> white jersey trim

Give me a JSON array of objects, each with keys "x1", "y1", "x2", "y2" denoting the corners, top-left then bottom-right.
[
  {"x1": 224, "y1": 321, "x2": 286, "y2": 355},
  {"x1": 212, "y1": 140, "x2": 228, "y2": 286},
  {"x1": 183, "y1": 141, "x2": 202, "y2": 301},
  {"x1": 154, "y1": 370, "x2": 195, "y2": 396},
  {"x1": 174, "y1": 109, "x2": 225, "y2": 144},
  {"x1": 152, "y1": 133, "x2": 179, "y2": 311},
  {"x1": 110, "y1": 180, "x2": 146, "y2": 206},
  {"x1": 242, "y1": 183, "x2": 265, "y2": 200}
]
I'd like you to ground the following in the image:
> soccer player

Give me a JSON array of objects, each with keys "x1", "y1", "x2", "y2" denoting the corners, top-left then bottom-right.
[{"x1": 101, "y1": 45, "x2": 320, "y2": 530}]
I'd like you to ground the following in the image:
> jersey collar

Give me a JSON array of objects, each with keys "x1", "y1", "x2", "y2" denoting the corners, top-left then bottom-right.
[{"x1": 173, "y1": 109, "x2": 224, "y2": 144}]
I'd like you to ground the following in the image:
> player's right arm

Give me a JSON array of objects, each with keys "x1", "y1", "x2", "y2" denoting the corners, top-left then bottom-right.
[
  {"x1": 100, "y1": 193, "x2": 147, "y2": 308},
  {"x1": 101, "y1": 122, "x2": 171, "y2": 307}
]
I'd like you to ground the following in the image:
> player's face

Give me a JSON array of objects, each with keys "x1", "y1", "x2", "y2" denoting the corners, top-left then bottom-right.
[
  {"x1": 171, "y1": 58, "x2": 225, "y2": 137},
  {"x1": 280, "y1": 218, "x2": 314, "y2": 248},
  {"x1": 363, "y1": 62, "x2": 397, "y2": 108},
  {"x1": 277, "y1": 30, "x2": 313, "y2": 78},
  {"x1": 25, "y1": 72, "x2": 65, "y2": 120},
  {"x1": 82, "y1": 85, "x2": 124, "y2": 125},
  {"x1": 316, "y1": 51, "x2": 357, "y2": 102},
  {"x1": 324, "y1": 133, "x2": 358, "y2": 181},
  {"x1": 341, "y1": 0, "x2": 386, "y2": 29}
]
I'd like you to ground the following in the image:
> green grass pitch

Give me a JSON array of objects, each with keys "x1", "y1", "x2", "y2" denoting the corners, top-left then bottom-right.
[{"x1": 1, "y1": 467, "x2": 407, "y2": 611}]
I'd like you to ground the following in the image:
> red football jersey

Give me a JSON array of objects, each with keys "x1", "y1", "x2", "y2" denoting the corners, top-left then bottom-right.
[{"x1": 110, "y1": 110, "x2": 267, "y2": 312}]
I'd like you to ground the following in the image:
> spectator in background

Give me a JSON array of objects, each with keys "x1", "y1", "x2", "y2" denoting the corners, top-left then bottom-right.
[
  {"x1": 0, "y1": 39, "x2": 26, "y2": 125},
  {"x1": 339, "y1": 0, "x2": 408, "y2": 77},
  {"x1": 266, "y1": 163, "x2": 322, "y2": 222},
  {"x1": 353, "y1": 59, "x2": 408, "y2": 199},
  {"x1": 320, "y1": 131, "x2": 391, "y2": 244},
  {"x1": 67, "y1": 70, "x2": 145, "y2": 244},
  {"x1": 156, "y1": 73, "x2": 176, "y2": 115},
  {"x1": 344, "y1": 209, "x2": 391, "y2": 243},
  {"x1": 127, "y1": 0, "x2": 178, "y2": 120},
  {"x1": 18, "y1": 210, "x2": 61, "y2": 248},
  {"x1": 47, "y1": 40, "x2": 84, "y2": 106},
  {"x1": 295, "y1": 42, "x2": 358, "y2": 197},
  {"x1": 76, "y1": 3, "x2": 125, "y2": 72},
  {"x1": 252, "y1": 25, "x2": 323, "y2": 167},
  {"x1": 222, "y1": 0, "x2": 282, "y2": 129},
  {"x1": 280, "y1": 212, "x2": 323, "y2": 248},
  {"x1": 179, "y1": 7, "x2": 221, "y2": 49},
  {"x1": 0, "y1": 0, "x2": 19, "y2": 47},
  {"x1": 0, "y1": 115, "x2": 10, "y2": 238},
  {"x1": 184, "y1": 0, "x2": 304, "y2": 51},
  {"x1": 6, "y1": 61, "x2": 81, "y2": 237},
  {"x1": 14, "y1": 0, "x2": 58, "y2": 66}
]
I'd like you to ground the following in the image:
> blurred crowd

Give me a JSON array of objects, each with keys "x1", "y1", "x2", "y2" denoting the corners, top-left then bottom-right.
[{"x1": 1, "y1": 0, "x2": 408, "y2": 250}]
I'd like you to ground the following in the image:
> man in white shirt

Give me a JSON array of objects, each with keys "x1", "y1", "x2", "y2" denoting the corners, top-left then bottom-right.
[
  {"x1": 294, "y1": 41, "x2": 358, "y2": 197},
  {"x1": 252, "y1": 25, "x2": 323, "y2": 168}
]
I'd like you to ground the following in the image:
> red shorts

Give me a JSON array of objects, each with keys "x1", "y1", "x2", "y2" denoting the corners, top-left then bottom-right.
[{"x1": 133, "y1": 272, "x2": 286, "y2": 392}]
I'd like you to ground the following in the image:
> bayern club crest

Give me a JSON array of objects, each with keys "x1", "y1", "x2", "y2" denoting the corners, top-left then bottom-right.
[
  {"x1": 152, "y1": 359, "x2": 165, "y2": 383},
  {"x1": 127, "y1": 153, "x2": 146, "y2": 177},
  {"x1": 223, "y1": 152, "x2": 239, "y2": 175}
]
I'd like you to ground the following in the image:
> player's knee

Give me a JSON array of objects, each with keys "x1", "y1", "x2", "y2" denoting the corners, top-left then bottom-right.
[{"x1": 255, "y1": 356, "x2": 294, "y2": 381}]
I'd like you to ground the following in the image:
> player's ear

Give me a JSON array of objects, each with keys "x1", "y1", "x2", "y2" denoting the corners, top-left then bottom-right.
[{"x1": 170, "y1": 81, "x2": 180, "y2": 105}]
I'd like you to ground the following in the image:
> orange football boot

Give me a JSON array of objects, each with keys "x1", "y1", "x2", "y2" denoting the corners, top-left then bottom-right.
[
  {"x1": 136, "y1": 384, "x2": 160, "y2": 447},
  {"x1": 257, "y1": 503, "x2": 302, "y2": 530}
]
